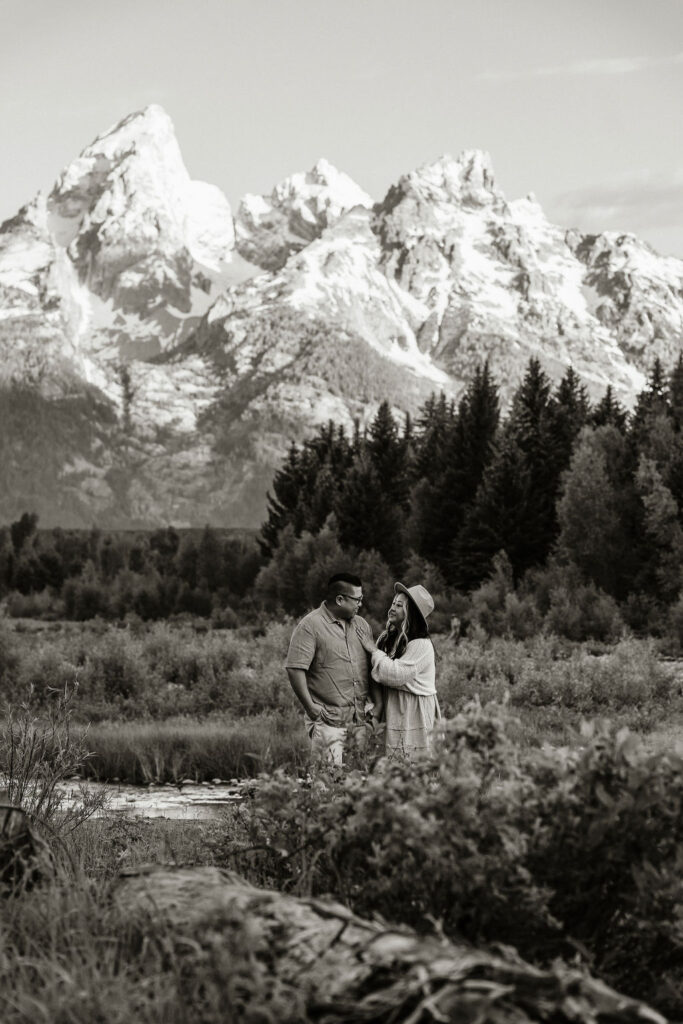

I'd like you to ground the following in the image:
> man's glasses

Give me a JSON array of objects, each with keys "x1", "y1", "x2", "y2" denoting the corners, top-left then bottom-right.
[{"x1": 341, "y1": 594, "x2": 363, "y2": 605}]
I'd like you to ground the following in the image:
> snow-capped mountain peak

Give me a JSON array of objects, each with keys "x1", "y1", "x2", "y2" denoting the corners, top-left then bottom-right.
[
  {"x1": 234, "y1": 158, "x2": 372, "y2": 270},
  {"x1": 48, "y1": 103, "x2": 235, "y2": 281},
  {"x1": 2, "y1": 107, "x2": 683, "y2": 530},
  {"x1": 0, "y1": 104, "x2": 239, "y2": 388},
  {"x1": 395, "y1": 150, "x2": 504, "y2": 210}
]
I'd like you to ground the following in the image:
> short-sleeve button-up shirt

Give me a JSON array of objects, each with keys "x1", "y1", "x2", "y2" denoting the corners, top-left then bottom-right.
[{"x1": 285, "y1": 603, "x2": 372, "y2": 724}]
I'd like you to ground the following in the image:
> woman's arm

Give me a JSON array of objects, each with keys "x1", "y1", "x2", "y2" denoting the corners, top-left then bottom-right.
[{"x1": 370, "y1": 641, "x2": 431, "y2": 690}]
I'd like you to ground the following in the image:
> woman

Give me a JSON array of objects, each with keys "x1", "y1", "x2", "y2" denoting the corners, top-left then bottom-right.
[{"x1": 358, "y1": 583, "x2": 440, "y2": 759}]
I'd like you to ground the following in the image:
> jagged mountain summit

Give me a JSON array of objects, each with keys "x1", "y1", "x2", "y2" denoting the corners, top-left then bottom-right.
[
  {"x1": 0, "y1": 104, "x2": 248, "y2": 387},
  {"x1": 234, "y1": 158, "x2": 373, "y2": 270},
  {"x1": 1, "y1": 105, "x2": 682, "y2": 527}
]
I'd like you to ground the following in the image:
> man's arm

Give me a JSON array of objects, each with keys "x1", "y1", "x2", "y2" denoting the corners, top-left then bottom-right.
[
  {"x1": 285, "y1": 621, "x2": 320, "y2": 717},
  {"x1": 286, "y1": 668, "x2": 321, "y2": 719}
]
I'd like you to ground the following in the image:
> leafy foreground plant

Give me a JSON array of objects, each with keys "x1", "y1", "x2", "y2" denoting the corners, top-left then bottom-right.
[
  {"x1": 0, "y1": 685, "x2": 104, "y2": 837},
  {"x1": 220, "y1": 701, "x2": 683, "y2": 1017},
  {"x1": 0, "y1": 854, "x2": 664, "y2": 1024}
]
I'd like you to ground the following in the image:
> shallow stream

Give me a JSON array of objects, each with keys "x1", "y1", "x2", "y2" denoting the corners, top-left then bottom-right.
[{"x1": 57, "y1": 779, "x2": 248, "y2": 820}]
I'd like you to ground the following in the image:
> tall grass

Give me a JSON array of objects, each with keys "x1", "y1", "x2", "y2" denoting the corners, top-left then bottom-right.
[
  {"x1": 0, "y1": 686, "x2": 105, "y2": 834},
  {"x1": 0, "y1": 864, "x2": 275, "y2": 1024},
  {"x1": 79, "y1": 714, "x2": 308, "y2": 783}
]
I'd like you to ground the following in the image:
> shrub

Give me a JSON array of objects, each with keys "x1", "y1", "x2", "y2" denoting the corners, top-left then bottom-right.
[
  {"x1": 0, "y1": 686, "x2": 104, "y2": 835},
  {"x1": 543, "y1": 581, "x2": 624, "y2": 642},
  {"x1": 225, "y1": 701, "x2": 559, "y2": 947},
  {"x1": 6, "y1": 588, "x2": 62, "y2": 619},
  {"x1": 221, "y1": 705, "x2": 683, "y2": 1017},
  {"x1": 0, "y1": 619, "x2": 18, "y2": 692},
  {"x1": 663, "y1": 593, "x2": 683, "y2": 654},
  {"x1": 528, "y1": 722, "x2": 683, "y2": 1014}
]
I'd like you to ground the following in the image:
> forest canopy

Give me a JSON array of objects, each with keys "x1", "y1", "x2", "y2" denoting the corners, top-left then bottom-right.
[{"x1": 3, "y1": 355, "x2": 683, "y2": 644}]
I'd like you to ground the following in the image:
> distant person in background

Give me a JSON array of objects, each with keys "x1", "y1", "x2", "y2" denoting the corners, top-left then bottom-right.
[
  {"x1": 357, "y1": 583, "x2": 440, "y2": 759},
  {"x1": 285, "y1": 573, "x2": 381, "y2": 766},
  {"x1": 448, "y1": 615, "x2": 462, "y2": 644}
]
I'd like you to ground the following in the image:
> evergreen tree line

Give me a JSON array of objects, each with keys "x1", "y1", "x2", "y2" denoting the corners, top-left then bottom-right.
[
  {"x1": 0, "y1": 515, "x2": 263, "y2": 623},
  {"x1": 3, "y1": 354, "x2": 683, "y2": 638},
  {"x1": 259, "y1": 355, "x2": 683, "y2": 631}
]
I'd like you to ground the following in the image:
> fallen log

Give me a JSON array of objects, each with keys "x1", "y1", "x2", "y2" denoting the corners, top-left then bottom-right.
[
  {"x1": 116, "y1": 865, "x2": 665, "y2": 1024},
  {"x1": 0, "y1": 805, "x2": 54, "y2": 891}
]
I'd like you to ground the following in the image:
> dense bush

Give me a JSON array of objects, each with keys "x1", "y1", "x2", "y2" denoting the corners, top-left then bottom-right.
[
  {"x1": 224, "y1": 702, "x2": 683, "y2": 1016},
  {"x1": 466, "y1": 557, "x2": 625, "y2": 643},
  {"x1": 4, "y1": 620, "x2": 296, "y2": 720},
  {"x1": 0, "y1": 522, "x2": 264, "y2": 623}
]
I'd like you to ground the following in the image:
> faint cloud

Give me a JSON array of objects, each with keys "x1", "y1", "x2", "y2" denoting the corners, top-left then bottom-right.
[
  {"x1": 553, "y1": 171, "x2": 683, "y2": 234},
  {"x1": 478, "y1": 51, "x2": 683, "y2": 81}
]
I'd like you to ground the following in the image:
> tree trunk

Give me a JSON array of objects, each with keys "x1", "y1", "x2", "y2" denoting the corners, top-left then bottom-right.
[{"x1": 115, "y1": 865, "x2": 664, "y2": 1024}]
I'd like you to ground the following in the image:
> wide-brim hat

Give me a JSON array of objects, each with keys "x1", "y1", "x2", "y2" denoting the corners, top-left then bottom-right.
[{"x1": 394, "y1": 582, "x2": 434, "y2": 629}]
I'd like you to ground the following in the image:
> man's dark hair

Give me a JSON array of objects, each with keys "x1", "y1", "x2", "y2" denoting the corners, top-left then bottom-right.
[{"x1": 327, "y1": 572, "x2": 362, "y2": 599}]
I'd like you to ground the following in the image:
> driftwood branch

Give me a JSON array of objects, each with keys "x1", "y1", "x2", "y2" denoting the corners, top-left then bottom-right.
[{"x1": 116, "y1": 865, "x2": 665, "y2": 1024}]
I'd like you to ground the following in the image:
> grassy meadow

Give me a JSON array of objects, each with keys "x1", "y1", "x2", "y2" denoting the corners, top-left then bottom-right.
[
  {"x1": 2, "y1": 615, "x2": 682, "y2": 781},
  {"x1": 3, "y1": 617, "x2": 683, "y2": 1021}
]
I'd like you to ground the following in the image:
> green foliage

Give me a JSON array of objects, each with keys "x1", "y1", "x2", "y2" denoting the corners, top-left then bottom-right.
[
  {"x1": 0, "y1": 524, "x2": 263, "y2": 623},
  {"x1": 3, "y1": 619, "x2": 298, "y2": 723},
  {"x1": 635, "y1": 455, "x2": 683, "y2": 601},
  {"x1": 255, "y1": 354, "x2": 683, "y2": 615},
  {"x1": 557, "y1": 426, "x2": 639, "y2": 599},
  {"x1": 529, "y1": 722, "x2": 683, "y2": 1012},
  {"x1": 411, "y1": 364, "x2": 499, "y2": 574},
  {"x1": 254, "y1": 515, "x2": 394, "y2": 621},
  {"x1": 450, "y1": 435, "x2": 542, "y2": 587},
  {"x1": 663, "y1": 593, "x2": 683, "y2": 654},
  {"x1": 227, "y1": 701, "x2": 557, "y2": 948},
  {"x1": 223, "y1": 704, "x2": 683, "y2": 1015}
]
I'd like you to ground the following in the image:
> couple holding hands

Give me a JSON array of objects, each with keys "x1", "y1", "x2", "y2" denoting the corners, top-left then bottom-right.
[{"x1": 286, "y1": 572, "x2": 440, "y2": 765}]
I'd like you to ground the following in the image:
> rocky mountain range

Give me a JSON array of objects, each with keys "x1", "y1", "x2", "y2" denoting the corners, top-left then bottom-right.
[{"x1": 1, "y1": 104, "x2": 682, "y2": 528}]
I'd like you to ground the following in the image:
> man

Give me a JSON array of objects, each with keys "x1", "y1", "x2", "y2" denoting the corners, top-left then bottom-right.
[{"x1": 285, "y1": 572, "x2": 380, "y2": 765}]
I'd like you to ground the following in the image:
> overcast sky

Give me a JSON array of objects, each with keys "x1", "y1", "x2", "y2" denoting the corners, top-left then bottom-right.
[{"x1": 2, "y1": 0, "x2": 681, "y2": 255}]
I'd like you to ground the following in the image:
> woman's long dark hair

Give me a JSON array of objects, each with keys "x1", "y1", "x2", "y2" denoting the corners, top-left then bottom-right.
[{"x1": 376, "y1": 596, "x2": 430, "y2": 660}]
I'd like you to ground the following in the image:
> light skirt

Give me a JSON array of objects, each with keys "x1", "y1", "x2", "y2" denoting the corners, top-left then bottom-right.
[{"x1": 383, "y1": 689, "x2": 441, "y2": 759}]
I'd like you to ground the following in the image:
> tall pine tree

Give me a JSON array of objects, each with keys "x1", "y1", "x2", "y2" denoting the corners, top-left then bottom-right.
[
  {"x1": 449, "y1": 433, "x2": 544, "y2": 589},
  {"x1": 507, "y1": 358, "x2": 563, "y2": 567},
  {"x1": 411, "y1": 364, "x2": 499, "y2": 574},
  {"x1": 630, "y1": 358, "x2": 671, "y2": 450},
  {"x1": 365, "y1": 401, "x2": 410, "y2": 509},
  {"x1": 591, "y1": 384, "x2": 627, "y2": 431}
]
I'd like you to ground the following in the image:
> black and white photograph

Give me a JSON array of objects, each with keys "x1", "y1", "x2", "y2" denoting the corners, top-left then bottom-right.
[{"x1": 1, "y1": 0, "x2": 682, "y2": 1020}]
